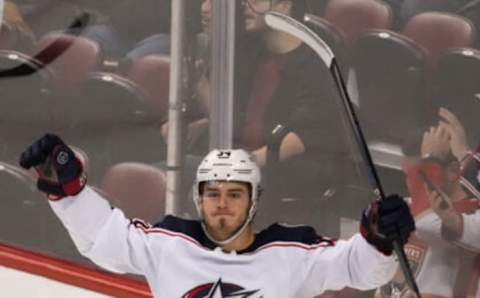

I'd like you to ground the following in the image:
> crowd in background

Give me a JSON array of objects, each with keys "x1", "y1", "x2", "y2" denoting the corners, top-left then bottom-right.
[{"x1": 1, "y1": 0, "x2": 480, "y2": 297}]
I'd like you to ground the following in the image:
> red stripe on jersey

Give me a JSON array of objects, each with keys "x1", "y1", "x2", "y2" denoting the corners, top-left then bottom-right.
[
  {"x1": 135, "y1": 225, "x2": 336, "y2": 254},
  {"x1": 136, "y1": 226, "x2": 207, "y2": 250}
]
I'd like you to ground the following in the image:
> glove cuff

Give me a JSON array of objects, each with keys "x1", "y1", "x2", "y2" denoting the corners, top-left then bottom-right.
[{"x1": 37, "y1": 157, "x2": 87, "y2": 199}]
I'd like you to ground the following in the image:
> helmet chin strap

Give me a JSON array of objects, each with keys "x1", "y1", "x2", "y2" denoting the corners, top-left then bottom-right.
[{"x1": 201, "y1": 202, "x2": 257, "y2": 247}]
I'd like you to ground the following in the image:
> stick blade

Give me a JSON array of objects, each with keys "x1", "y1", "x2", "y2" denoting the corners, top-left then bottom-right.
[{"x1": 264, "y1": 12, "x2": 335, "y2": 67}]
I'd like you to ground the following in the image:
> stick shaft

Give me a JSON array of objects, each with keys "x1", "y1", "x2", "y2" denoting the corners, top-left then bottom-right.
[{"x1": 330, "y1": 60, "x2": 421, "y2": 298}]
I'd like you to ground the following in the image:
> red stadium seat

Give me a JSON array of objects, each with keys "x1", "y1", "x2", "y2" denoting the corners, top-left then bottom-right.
[
  {"x1": 100, "y1": 162, "x2": 166, "y2": 223},
  {"x1": 402, "y1": 12, "x2": 476, "y2": 66},
  {"x1": 323, "y1": 0, "x2": 392, "y2": 46},
  {"x1": 34, "y1": 33, "x2": 101, "y2": 92},
  {"x1": 127, "y1": 55, "x2": 170, "y2": 122}
]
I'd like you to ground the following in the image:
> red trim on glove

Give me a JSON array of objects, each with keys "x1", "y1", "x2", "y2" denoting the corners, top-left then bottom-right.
[{"x1": 62, "y1": 172, "x2": 87, "y2": 196}]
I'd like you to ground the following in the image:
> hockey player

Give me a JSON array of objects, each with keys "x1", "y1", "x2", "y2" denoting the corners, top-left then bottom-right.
[{"x1": 19, "y1": 134, "x2": 415, "y2": 297}]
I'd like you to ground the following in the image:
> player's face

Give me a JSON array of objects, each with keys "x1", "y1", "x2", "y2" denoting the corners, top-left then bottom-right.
[{"x1": 201, "y1": 181, "x2": 251, "y2": 241}]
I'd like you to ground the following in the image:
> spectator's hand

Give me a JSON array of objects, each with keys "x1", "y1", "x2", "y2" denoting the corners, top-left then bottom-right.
[
  {"x1": 426, "y1": 188, "x2": 455, "y2": 221},
  {"x1": 426, "y1": 188, "x2": 464, "y2": 241},
  {"x1": 439, "y1": 107, "x2": 471, "y2": 162},
  {"x1": 421, "y1": 125, "x2": 451, "y2": 160},
  {"x1": 361, "y1": 195, "x2": 415, "y2": 255},
  {"x1": 19, "y1": 133, "x2": 86, "y2": 199}
]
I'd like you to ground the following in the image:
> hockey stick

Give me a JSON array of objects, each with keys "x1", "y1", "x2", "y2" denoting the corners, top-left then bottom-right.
[
  {"x1": 264, "y1": 12, "x2": 421, "y2": 298},
  {"x1": 0, "y1": 11, "x2": 92, "y2": 78}
]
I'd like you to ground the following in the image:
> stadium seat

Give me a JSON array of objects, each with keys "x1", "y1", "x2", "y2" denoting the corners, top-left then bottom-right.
[
  {"x1": 65, "y1": 72, "x2": 151, "y2": 128},
  {"x1": 100, "y1": 162, "x2": 166, "y2": 223},
  {"x1": 61, "y1": 72, "x2": 166, "y2": 183},
  {"x1": 127, "y1": 55, "x2": 171, "y2": 122},
  {"x1": 402, "y1": 12, "x2": 476, "y2": 66},
  {"x1": 429, "y1": 48, "x2": 480, "y2": 144},
  {"x1": 323, "y1": 0, "x2": 392, "y2": 46},
  {"x1": 350, "y1": 30, "x2": 427, "y2": 144},
  {"x1": 34, "y1": 33, "x2": 101, "y2": 93}
]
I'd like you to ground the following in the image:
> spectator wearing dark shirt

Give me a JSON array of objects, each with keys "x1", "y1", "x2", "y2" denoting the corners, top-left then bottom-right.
[{"x1": 162, "y1": 0, "x2": 351, "y2": 235}]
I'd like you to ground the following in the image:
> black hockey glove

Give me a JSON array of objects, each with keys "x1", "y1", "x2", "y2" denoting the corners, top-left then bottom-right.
[
  {"x1": 360, "y1": 194, "x2": 415, "y2": 255},
  {"x1": 19, "y1": 133, "x2": 86, "y2": 199}
]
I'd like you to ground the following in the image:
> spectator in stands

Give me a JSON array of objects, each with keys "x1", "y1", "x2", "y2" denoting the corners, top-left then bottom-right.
[
  {"x1": 377, "y1": 108, "x2": 479, "y2": 297},
  {"x1": 427, "y1": 145, "x2": 480, "y2": 297},
  {"x1": 14, "y1": 0, "x2": 81, "y2": 38},
  {"x1": 1, "y1": 1, "x2": 36, "y2": 52},
  {"x1": 80, "y1": 0, "x2": 173, "y2": 62},
  {"x1": 169, "y1": 0, "x2": 263, "y2": 152},
  {"x1": 239, "y1": 0, "x2": 351, "y2": 223},
  {"x1": 162, "y1": 0, "x2": 352, "y2": 235}
]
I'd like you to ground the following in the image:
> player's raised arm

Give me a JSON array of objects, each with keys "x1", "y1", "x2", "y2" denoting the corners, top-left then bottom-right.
[
  {"x1": 298, "y1": 195, "x2": 415, "y2": 296},
  {"x1": 19, "y1": 133, "x2": 159, "y2": 275}
]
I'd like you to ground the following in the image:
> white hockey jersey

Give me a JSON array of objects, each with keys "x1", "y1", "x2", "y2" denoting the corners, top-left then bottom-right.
[{"x1": 49, "y1": 187, "x2": 398, "y2": 298}]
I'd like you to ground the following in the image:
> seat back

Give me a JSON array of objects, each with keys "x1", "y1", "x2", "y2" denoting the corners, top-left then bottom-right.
[
  {"x1": 34, "y1": 33, "x2": 101, "y2": 92},
  {"x1": 403, "y1": 12, "x2": 476, "y2": 66},
  {"x1": 429, "y1": 48, "x2": 480, "y2": 144},
  {"x1": 101, "y1": 162, "x2": 166, "y2": 223},
  {"x1": 127, "y1": 55, "x2": 170, "y2": 122},
  {"x1": 351, "y1": 30, "x2": 426, "y2": 143},
  {"x1": 323, "y1": 0, "x2": 392, "y2": 46},
  {"x1": 61, "y1": 72, "x2": 165, "y2": 183}
]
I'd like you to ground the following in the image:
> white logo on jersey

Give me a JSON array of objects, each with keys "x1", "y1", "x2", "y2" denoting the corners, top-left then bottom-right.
[{"x1": 183, "y1": 278, "x2": 262, "y2": 298}]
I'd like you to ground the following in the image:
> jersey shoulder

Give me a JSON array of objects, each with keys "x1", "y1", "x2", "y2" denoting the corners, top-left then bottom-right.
[
  {"x1": 152, "y1": 215, "x2": 203, "y2": 237},
  {"x1": 244, "y1": 223, "x2": 335, "y2": 253},
  {"x1": 138, "y1": 215, "x2": 214, "y2": 247}
]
